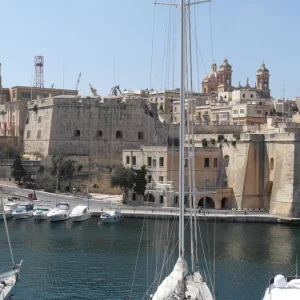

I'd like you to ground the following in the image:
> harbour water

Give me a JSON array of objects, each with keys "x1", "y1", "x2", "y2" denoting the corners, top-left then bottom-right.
[{"x1": 1, "y1": 217, "x2": 299, "y2": 300}]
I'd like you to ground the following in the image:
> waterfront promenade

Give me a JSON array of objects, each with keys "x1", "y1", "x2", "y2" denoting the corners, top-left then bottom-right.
[{"x1": 1, "y1": 183, "x2": 300, "y2": 224}]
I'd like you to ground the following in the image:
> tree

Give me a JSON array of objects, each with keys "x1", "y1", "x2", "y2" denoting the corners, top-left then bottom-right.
[
  {"x1": 133, "y1": 166, "x2": 147, "y2": 196},
  {"x1": 11, "y1": 155, "x2": 26, "y2": 184},
  {"x1": 110, "y1": 166, "x2": 136, "y2": 203}
]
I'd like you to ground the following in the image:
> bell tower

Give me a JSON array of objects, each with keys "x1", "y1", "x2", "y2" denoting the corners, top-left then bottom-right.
[
  {"x1": 218, "y1": 58, "x2": 233, "y2": 92},
  {"x1": 256, "y1": 62, "x2": 270, "y2": 97}
]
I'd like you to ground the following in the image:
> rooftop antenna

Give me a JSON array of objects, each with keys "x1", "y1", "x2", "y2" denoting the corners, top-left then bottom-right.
[{"x1": 33, "y1": 56, "x2": 44, "y2": 88}]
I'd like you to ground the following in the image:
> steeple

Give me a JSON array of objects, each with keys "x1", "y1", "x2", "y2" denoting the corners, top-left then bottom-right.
[
  {"x1": 256, "y1": 61, "x2": 270, "y2": 97},
  {"x1": 218, "y1": 57, "x2": 232, "y2": 92}
]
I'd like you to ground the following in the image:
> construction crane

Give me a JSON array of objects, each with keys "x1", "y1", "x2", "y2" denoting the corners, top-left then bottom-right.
[
  {"x1": 89, "y1": 84, "x2": 98, "y2": 97},
  {"x1": 110, "y1": 85, "x2": 123, "y2": 96},
  {"x1": 75, "y1": 73, "x2": 81, "y2": 90}
]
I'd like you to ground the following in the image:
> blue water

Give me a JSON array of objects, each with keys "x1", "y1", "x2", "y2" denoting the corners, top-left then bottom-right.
[{"x1": 1, "y1": 217, "x2": 299, "y2": 300}]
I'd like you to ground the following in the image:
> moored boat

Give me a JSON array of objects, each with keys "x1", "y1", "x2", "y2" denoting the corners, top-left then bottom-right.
[
  {"x1": 0, "y1": 203, "x2": 18, "y2": 219},
  {"x1": 70, "y1": 204, "x2": 91, "y2": 222},
  {"x1": 100, "y1": 206, "x2": 123, "y2": 223},
  {"x1": 47, "y1": 202, "x2": 71, "y2": 222},
  {"x1": 33, "y1": 204, "x2": 52, "y2": 220},
  {"x1": 12, "y1": 202, "x2": 34, "y2": 219}
]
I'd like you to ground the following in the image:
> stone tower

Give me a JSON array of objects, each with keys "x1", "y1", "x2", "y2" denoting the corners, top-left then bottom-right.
[
  {"x1": 218, "y1": 58, "x2": 233, "y2": 92},
  {"x1": 256, "y1": 62, "x2": 270, "y2": 98},
  {"x1": 202, "y1": 62, "x2": 219, "y2": 93}
]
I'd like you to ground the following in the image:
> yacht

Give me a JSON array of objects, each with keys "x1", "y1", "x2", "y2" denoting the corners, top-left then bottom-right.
[
  {"x1": 70, "y1": 204, "x2": 91, "y2": 222},
  {"x1": 0, "y1": 203, "x2": 18, "y2": 219},
  {"x1": 100, "y1": 207, "x2": 123, "y2": 223},
  {"x1": 12, "y1": 203, "x2": 34, "y2": 219},
  {"x1": 33, "y1": 204, "x2": 52, "y2": 220},
  {"x1": 262, "y1": 274, "x2": 300, "y2": 300},
  {"x1": 47, "y1": 202, "x2": 71, "y2": 222}
]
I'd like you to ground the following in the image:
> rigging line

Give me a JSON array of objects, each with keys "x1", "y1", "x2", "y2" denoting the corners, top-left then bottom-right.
[
  {"x1": 209, "y1": 1, "x2": 214, "y2": 63},
  {"x1": 129, "y1": 215, "x2": 146, "y2": 300},
  {"x1": 149, "y1": 3, "x2": 157, "y2": 89},
  {"x1": 213, "y1": 216, "x2": 217, "y2": 299},
  {"x1": 205, "y1": 210, "x2": 213, "y2": 281},
  {"x1": 196, "y1": 218, "x2": 215, "y2": 291},
  {"x1": 141, "y1": 220, "x2": 190, "y2": 300}
]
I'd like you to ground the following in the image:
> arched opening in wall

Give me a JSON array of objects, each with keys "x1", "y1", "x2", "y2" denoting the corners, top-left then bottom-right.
[
  {"x1": 138, "y1": 131, "x2": 144, "y2": 140},
  {"x1": 26, "y1": 130, "x2": 30, "y2": 139},
  {"x1": 198, "y1": 197, "x2": 215, "y2": 209},
  {"x1": 221, "y1": 197, "x2": 230, "y2": 209},
  {"x1": 203, "y1": 87, "x2": 207, "y2": 93},
  {"x1": 74, "y1": 130, "x2": 80, "y2": 138},
  {"x1": 38, "y1": 116, "x2": 42, "y2": 123},
  {"x1": 270, "y1": 158, "x2": 274, "y2": 170},
  {"x1": 37, "y1": 129, "x2": 41, "y2": 139},
  {"x1": 116, "y1": 130, "x2": 123, "y2": 139},
  {"x1": 224, "y1": 155, "x2": 229, "y2": 167},
  {"x1": 144, "y1": 193, "x2": 155, "y2": 202},
  {"x1": 96, "y1": 130, "x2": 103, "y2": 138}
]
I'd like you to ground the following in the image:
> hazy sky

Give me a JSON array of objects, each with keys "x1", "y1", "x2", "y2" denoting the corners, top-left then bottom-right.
[{"x1": 1, "y1": 0, "x2": 299, "y2": 99}]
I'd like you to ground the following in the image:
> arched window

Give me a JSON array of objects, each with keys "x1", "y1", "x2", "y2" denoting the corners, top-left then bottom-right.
[
  {"x1": 37, "y1": 129, "x2": 41, "y2": 139},
  {"x1": 74, "y1": 129, "x2": 80, "y2": 137},
  {"x1": 270, "y1": 158, "x2": 274, "y2": 170},
  {"x1": 224, "y1": 155, "x2": 229, "y2": 167},
  {"x1": 26, "y1": 118, "x2": 29, "y2": 124},
  {"x1": 26, "y1": 130, "x2": 30, "y2": 139},
  {"x1": 138, "y1": 131, "x2": 144, "y2": 140},
  {"x1": 38, "y1": 116, "x2": 42, "y2": 123},
  {"x1": 96, "y1": 130, "x2": 103, "y2": 138},
  {"x1": 116, "y1": 130, "x2": 123, "y2": 139}
]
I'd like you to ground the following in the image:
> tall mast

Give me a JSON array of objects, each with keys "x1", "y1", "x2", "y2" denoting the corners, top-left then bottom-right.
[{"x1": 179, "y1": 0, "x2": 186, "y2": 259}]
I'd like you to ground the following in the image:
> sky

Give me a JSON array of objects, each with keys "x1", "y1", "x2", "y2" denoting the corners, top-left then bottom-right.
[{"x1": 1, "y1": 0, "x2": 300, "y2": 99}]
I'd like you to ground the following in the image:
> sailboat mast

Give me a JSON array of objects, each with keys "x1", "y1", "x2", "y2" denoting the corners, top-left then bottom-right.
[
  {"x1": 179, "y1": 0, "x2": 186, "y2": 259},
  {"x1": 1, "y1": 188, "x2": 15, "y2": 267}
]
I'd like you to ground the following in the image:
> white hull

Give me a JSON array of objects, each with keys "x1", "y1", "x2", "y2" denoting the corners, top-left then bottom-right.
[
  {"x1": 71, "y1": 213, "x2": 91, "y2": 222},
  {"x1": 0, "y1": 272, "x2": 17, "y2": 300},
  {"x1": 13, "y1": 212, "x2": 33, "y2": 219},
  {"x1": 49, "y1": 213, "x2": 70, "y2": 222}
]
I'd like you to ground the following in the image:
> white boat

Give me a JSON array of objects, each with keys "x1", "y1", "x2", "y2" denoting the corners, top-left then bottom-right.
[
  {"x1": 12, "y1": 202, "x2": 34, "y2": 219},
  {"x1": 70, "y1": 204, "x2": 91, "y2": 222},
  {"x1": 0, "y1": 187, "x2": 23, "y2": 300},
  {"x1": 262, "y1": 274, "x2": 300, "y2": 300},
  {"x1": 0, "y1": 203, "x2": 18, "y2": 219},
  {"x1": 47, "y1": 202, "x2": 71, "y2": 222},
  {"x1": 33, "y1": 204, "x2": 52, "y2": 220},
  {"x1": 100, "y1": 207, "x2": 123, "y2": 223}
]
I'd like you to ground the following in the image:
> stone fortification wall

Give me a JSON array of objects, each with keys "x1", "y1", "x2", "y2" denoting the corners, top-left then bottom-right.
[
  {"x1": 24, "y1": 95, "x2": 170, "y2": 164},
  {"x1": 193, "y1": 125, "x2": 243, "y2": 134}
]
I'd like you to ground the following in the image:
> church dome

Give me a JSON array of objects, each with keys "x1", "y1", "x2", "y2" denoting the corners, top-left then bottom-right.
[
  {"x1": 203, "y1": 63, "x2": 219, "y2": 83},
  {"x1": 257, "y1": 62, "x2": 269, "y2": 73},
  {"x1": 219, "y1": 57, "x2": 232, "y2": 70}
]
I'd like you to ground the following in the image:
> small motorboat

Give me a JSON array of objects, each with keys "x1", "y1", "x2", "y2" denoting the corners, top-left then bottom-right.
[
  {"x1": 262, "y1": 274, "x2": 300, "y2": 300},
  {"x1": 70, "y1": 204, "x2": 91, "y2": 222},
  {"x1": 0, "y1": 202, "x2": 19, "y2": 219},
  {"x1": 100, "y1": 206, "x2": 123, "y2": 223},
  {"x1": 12, "y1": 203, "x2": 34, "y2": 219},
  {"x1": 33, "y1": 205, "x2": 52, "y2": 220},
  {"x1": 47, "y1": 202, "x2": 71, "y2": 222},
  {"x1": 0, "y1": 264, "x2": 23, "y2": 300}
]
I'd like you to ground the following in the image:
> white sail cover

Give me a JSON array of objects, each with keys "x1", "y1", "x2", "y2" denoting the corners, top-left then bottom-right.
[{"x1": 151, "y1": 257, "x2": 213, "y2": 300}]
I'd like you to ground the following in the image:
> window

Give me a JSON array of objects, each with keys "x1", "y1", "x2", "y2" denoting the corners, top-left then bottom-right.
[
  {"x1": 159, "y1": 176, "x2": 163, "y2": 182},
  {"x1": 37, "y1": 129, "x2": 41, "y2": 139},
  {"x1": 132, "y1": 156, "x2": 136, "y2": 166},
  {"x1": 116, "y1": 130, "x2": 123, "y2": 139},
  {"x1": 256, "y1": 110, "x2": 262, "y2": 114},
  {"x1": 132, "y1": 193, "x2": 136, "y2": 201},
  {"x1": 74, "y1": 129, "x2": 80, "y2": 137},
  {"x1": 174, "y1": 196, "x2": 178, "y2": 205},
  {"x1": 270, "y1": 158, "x2": 274, "y2": 170},
  {"x1": 233, "y1": 110, "x2": 238, "y2": 114},
  {"x1": 96, "y1": 130, "x2": 103, "y2": 138},
  {"x1": 159, "y1": 195, "x2": 164, "y2": 203},
  {"x1": 174, "y1": 107, "x2": 177, "y2": 112},
  {"x1": 205, "y1": 179, "x2": 210, "y2": 187},
  {"x1": 224, "y1": 95, "x2": 227, "y2": 99},
  {"x1": 38, "y1": 116, "x2": 42, "y2": 123},
  {"x1": 204, "y1": 158, "x2": 210, "y2": 168},
  {"x1": 251, "y1": 94, "x2": 253, "y2": 98},
  {"x1": 240, "y1": 109, "x2": 245, "y2": 114},
  {"x1": 184, "y1": 159, "x2": 188, "y2": 167},
  {"x1": 159, "y1": 157, "x2": 164, "y2": 167},
  {"x1": 153, "y1": 159, "x2": 156, "y2": 167},
  {"x1": 138, "y1": 131, "x2": 144, "y2": 140},
  {"x1": 214, "y1": 158, "x2": 218, "y2": 168},
  {"x1": 147, "y1": 157, "x2": 152, "y2": 167},
  {"x1": 26, "y1": 118, "x2": 29, "y2": 124},
  {"x1": 224, "y1": 155, "x2": 229, "y2": 167},
  {"x1": 243, "y1": 94, "x2": 245, "y2": 98},
  {"x1": 147, "y1": 175, "x2": 152, "y2": 183},
  {"x1": 26, "y1": 130, "x2": 30, "y2": 138},
  {"x1": 126, "y1": 156, "x2": 130, "y2": 164}
]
